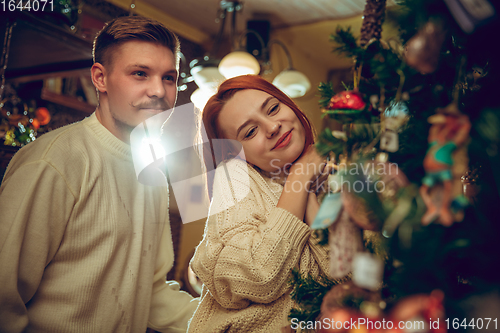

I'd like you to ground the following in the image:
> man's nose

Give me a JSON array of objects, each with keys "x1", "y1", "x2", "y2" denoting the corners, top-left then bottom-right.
[{"x1": 147, "y1": 77, "x2": 166, "y2": 99}]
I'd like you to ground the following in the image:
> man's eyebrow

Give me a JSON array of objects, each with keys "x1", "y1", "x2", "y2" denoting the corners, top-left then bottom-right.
[
  {"x1": 164, "y1": 69, "x2": 178, "y2": 75},
  {"x1": 126, "y1": 64, "x2": 150, "y2": 70},
  {"x1": 125, "y1": 65, "x2": 177, "y2": 74}
]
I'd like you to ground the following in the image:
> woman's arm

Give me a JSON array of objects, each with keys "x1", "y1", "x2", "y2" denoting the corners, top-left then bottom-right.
[{"x1": 190, "y1": 160, "x2": 312, "y2": 309}]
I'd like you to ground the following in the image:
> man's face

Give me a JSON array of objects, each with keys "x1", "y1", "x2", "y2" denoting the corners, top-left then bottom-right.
[{"x1": 99, "y1": 40, "x2": 178, "y2": 139}]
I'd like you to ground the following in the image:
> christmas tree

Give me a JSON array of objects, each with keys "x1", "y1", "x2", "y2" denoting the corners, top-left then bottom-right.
[{"x1": 290, "y1": 0, "x2": 500, "y2": 332}]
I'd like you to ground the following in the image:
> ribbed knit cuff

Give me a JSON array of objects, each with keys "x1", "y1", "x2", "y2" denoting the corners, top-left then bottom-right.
[{"x1": 266, "y1": 207, "x2": 311, "y2": 249}]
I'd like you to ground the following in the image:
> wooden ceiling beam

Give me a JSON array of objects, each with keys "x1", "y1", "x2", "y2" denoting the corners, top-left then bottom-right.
[{"x1": 104, "y1": 0, "x2": 211, "y2": 45}]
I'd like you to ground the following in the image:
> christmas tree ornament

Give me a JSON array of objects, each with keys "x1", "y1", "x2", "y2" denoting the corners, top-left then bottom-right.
[
  {"x1": 387, "y1": 290, "x2": 447, "y2": 333},
  {"x1": 359, "y1": 0, "x2": 387, "y2": 47},
  {"x1": 328, "y1": 209, "x2": 364, "y2": 279},
  {"x1": 461, "y1": 165, "x2": 481, "y2": 204},
  {"x1": 341, "y1": 160, "x2": 409, "y2": 231},
  {"x1": 35, "y1": 107, "x2": 51, "y2": 126},
  {"x1": 420, "y1": 106, "x2": 471, "y2": 226},
  {"x1": 384, "y1": 101, "x2": 409, "y2": 132},
  {"x1": 327, "y1": 91, "x2": 368, "y2": 113},
  {"x1": 319, "y1": 281, "x2": 383, "y2": 333},
  {"x1": 380, "y1": 131, "x2": 399, "y2": 152},
  {"x1": 351, "y1": 252, "x2": 384, "y2": 291},
  {"x1": 311, "y1": 192, "x2": 343, "y2": 230},
  {"x1": 31, "y1": 118, "x2": 40, "y2": 130},
  {"x1": 342, "y1": 188, "x2": 380, "y2": 231},
  {"x1": 375, "y1": 152, "x2": 388, "y2": 163},
  {"x1": 404, "y1": 21, "x2": 447, "y2": 75}
]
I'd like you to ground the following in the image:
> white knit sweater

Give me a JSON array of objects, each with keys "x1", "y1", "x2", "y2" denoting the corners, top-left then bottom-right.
[
  {"x1": 0, "y1": 113, "x2": 198, "y2": 332},
  {"x1": 188, "y1": 158, "x2": 330, "y2": 332}
]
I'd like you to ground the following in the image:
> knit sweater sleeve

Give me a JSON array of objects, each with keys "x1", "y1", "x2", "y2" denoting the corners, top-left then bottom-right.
[
  {"x1": 147, "y1": 211, "x2": 199, "y2": 333},
  {"x1": 190, "y1": 159, "x2": 312, "y2": 310},
  {"x1": 0, "y1": 160, "x2": 75, "y2": 333}
]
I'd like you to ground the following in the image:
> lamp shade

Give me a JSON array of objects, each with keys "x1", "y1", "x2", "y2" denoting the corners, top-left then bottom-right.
[
  {"x1": 218, "y1": 51, "x2": 260, "y2": 79},
  {"x1": 190, "y1": 66, "x2": 225, "y2": 91},
  {"x1": 190, "y1": 88, "x2": 216, "y2": 111},
  {"x1": 272, "y1": 69, "x2": 311, "y2": 98}
]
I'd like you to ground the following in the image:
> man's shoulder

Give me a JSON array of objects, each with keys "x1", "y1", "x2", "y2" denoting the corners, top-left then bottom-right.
[{"x1": 8, "y1": 116, "x2": 94, "y2": 169}]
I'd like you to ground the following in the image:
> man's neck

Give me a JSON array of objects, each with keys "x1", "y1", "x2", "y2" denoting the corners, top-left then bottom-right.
[{"x1": 95, "y1": 105, "x2": 131, "y2": 144}]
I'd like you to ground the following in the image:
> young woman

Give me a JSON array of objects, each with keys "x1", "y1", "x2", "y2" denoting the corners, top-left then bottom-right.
[{"x1": 188, "y1": 75, "x2": 330, "y2": 332}]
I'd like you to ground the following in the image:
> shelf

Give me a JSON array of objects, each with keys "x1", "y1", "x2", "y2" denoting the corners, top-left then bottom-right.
[
  {"x1": 1, "y1": 12, "x2": 93, "y2": 82},
  {"x1": 41, "y1": 89, "x2": 96, "y2": 115}
]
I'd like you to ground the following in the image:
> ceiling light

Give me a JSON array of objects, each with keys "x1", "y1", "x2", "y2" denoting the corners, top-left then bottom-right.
[
  {"x1": 190, "y1": 58, "x2": 225, "y2": 91},
  {"x1": 218, "y1": 51, "x2": 260, "y2": 78},
  {"x1": 190, "y1": 88, "x2": 216, "y2": 111},
  {"x1": 272, "y1": 69, "x2": 311, "y2": 98}
]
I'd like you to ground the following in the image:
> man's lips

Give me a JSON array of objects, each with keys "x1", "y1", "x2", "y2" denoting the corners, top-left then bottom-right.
[
  {"x1": 140, "y1": 108, "x2": 165, "y2": 113},
  {"x1": 272, "y1": 130, "x2": 292, "y2": 150}
]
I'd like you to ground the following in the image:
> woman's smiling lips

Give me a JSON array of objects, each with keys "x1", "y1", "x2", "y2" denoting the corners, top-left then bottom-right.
[{"x1": 272, "y1": 130, "x2": 293, "y2": 150}]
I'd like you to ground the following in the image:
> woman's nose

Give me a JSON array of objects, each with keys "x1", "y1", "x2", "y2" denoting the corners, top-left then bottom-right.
[{"x1": 266, "y1": 120, "x2": 281, "y2": 138}]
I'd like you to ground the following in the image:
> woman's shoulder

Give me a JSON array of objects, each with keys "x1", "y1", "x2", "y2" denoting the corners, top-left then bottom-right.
[
  {"x1": 213, "y1": 158, "x2": 254, "y2": 200},
  {"x1": 212, "y1": 158, "x2": 281, "y2": 207}
]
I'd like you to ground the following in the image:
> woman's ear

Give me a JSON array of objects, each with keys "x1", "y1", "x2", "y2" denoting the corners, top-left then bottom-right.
[{"x1": 91, "y1": 63, "x2": 107, "y2": 93}]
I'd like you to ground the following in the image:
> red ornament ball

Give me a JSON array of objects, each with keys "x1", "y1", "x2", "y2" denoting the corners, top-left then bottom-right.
[
  {"x1": 35, "y1": 107, "x2": 51, "y2": 126},
  {"x1": 328, "y1": 91, "x2": 366, "y2": 110}
]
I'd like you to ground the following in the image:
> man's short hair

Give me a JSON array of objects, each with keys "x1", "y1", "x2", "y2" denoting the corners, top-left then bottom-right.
[{"x1": 93, "y1": 16, "x2": 180, "y2": 70}]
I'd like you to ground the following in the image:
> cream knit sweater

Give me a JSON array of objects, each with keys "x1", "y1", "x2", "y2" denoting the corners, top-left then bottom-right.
[
  {"x1": 0, "y1": 113, "x2": 198, "y2": 332},
  {"x1": 188, "y1": 158, "x2": 330, "y2": 332}
]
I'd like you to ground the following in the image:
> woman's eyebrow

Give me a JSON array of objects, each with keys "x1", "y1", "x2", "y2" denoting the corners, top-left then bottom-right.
[
  {"x1": 236, "y1": 96, "x2": 276, "y2": 138},
  {"x1": 236, "y1": 120, "x2": 252, "y2": 138},
  {"x1": 261, "y1": 96, "x2": 274, "y2": 110}
]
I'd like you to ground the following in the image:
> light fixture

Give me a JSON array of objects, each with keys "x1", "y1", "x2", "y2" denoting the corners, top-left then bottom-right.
[
  {"x1": 266, "y1": 40, "x2": 311, "y2": 98},
  {"x1": 218, "y1": 51, "x2": 260, "y2": 79},
  {"x1": 188, "y1": 0, "x2": 311, "y2": 103},
  {"x1": 272, "y1": 69, "x2": 311, "y2": 98},
  {"x1": 216, "y1": 1, "x2": 261, "y2": 78},
  {"x1": 216, "y1": 4, "x2": 311, "y2": 97},
  {"x1": 190, "y1": 58, "x2": 225, "y2": 91},
  {"x1": 191, "y1": 87, "x2": 217, "y2": 111}
]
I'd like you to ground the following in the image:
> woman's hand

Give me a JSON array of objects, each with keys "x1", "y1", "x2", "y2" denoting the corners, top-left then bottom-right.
[
  {"x1": 288, "y1": 145, "x2": 328, "y2": 190},
  {"x1": 277, "y1": 145, "x2": 329, "y2": 222},
  {"x1": 304, "y1": 192, "x2": 320, "y2": 226}
]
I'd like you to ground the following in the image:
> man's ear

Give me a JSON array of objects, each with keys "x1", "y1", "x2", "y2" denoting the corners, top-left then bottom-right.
[{"x1": 91, "y1": 63, "x2": 107, "y2": 93}]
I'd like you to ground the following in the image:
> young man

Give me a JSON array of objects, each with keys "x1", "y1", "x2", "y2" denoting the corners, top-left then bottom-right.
[{"x1": 0, "y1": 16, "x2": 198, "y2": 332}]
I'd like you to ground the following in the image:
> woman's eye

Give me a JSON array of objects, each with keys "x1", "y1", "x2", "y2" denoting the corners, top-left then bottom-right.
[
  {"x1": 269, "y1": 104, "x2": 280, "y2": 115},
  {"x1": 245, "y1": 128, "x2": 256, "y2": 138},
  {"x1": 164, "y1": 75, "x2": 175, "y2": 82}
]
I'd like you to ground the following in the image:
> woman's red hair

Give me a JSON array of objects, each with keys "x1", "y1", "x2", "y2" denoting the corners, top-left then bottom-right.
[{"x1": 200, "y1": 75, "x2": 315, "y2": 197}]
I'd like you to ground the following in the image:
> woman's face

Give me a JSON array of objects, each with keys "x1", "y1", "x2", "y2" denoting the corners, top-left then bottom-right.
[{"x1": 217, "y1": 89, "x2": 306, "y2": 173}]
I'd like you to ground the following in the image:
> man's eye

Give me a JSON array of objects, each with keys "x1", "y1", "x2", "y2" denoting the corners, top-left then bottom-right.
[
  {"x1": 269, "y1": 104, "x2": 280, "y2": 115},
  {"x1": 164, "y1": 75, "x2": 176, "y2": 82},
  {"x1": 133, "y1": 71, "x2": 146, "y2": 77}
]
